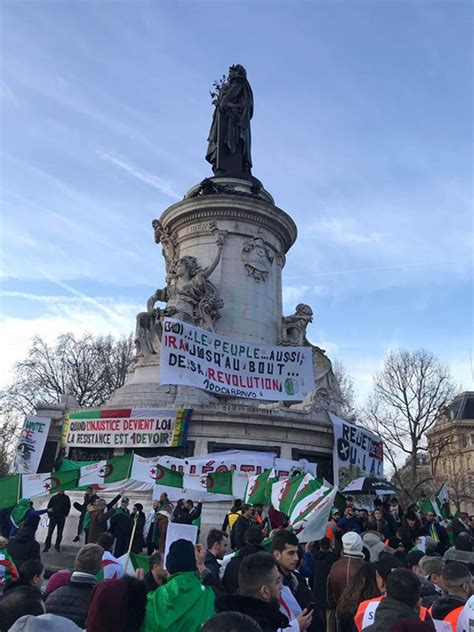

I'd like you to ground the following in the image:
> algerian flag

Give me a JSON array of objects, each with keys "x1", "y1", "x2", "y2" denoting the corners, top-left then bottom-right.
[
  {"x1": 131, "y1": 455, "x2": 159, "y2": 484},
  {"x1": 206, "y1": 470, "x2": 233, "y2": 495},
  {"x1": 155, "y1": 464, "x2": 184, "y2": 489},
  {"x1": 289, "y1": 480, "x2": 332, "y2": 525},
  {"x1": 0, "y1": 475, "x2": 21, "y2": 509},
  {"x1": 117, "y1": 552, "x2": 150, "y2": 576},
  {"x1": 271, "y1": 473, "x2": 310, "y2": 515},
  {"x1": 100, "y1": 455, "x2": 133, "y2": 484},
  {"x1": 436, "y1": 482, "x2": 448, "y2": 505},
  {"x1": 21, "y1": 469, "x2": 78, "y2": 497},
  {"x1": 78, "y1": 461, "x2": 107, "y2": 489},
  {"x1": 294, "y1": 486, "x2": 338, "y2": 543},
  {"x1": 182, "y1": 472, "x2": 208, "y2": 493},
  {"x1": 245, "y1": 469, "x2": 274, "y2": 505},
  {"x1": 419, "y1": 498, "x2": 442, "y2": 519},
  {"x1": 436, "y1": 482, "x2": 450, "y2": 518}
]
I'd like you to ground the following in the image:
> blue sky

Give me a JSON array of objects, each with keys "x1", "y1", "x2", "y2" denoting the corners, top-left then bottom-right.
[{"x1": 1, "y1": 1, "x2": 472, "y2": 401}]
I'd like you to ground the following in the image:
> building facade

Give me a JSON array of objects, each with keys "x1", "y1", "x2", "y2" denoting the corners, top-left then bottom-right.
[{"x1": 427, "y1": 391, "x2": 474, "y2": 513}]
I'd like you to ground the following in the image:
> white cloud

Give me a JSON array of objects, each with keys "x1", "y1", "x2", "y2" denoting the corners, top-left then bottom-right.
[
  {"x1": 0, "y1": 295, "x2": 139, "y2": 389},
  {"x1": 98, "y1": 152, "x2": 181, "y2": 200},
  {"x1": 315, "y1": 217, "x2": 384, "y2": 246}
]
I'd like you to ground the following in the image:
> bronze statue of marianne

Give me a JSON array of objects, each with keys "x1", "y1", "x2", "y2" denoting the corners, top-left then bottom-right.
[{"x1": 206, "y1": 65, "x2": 253, "y2": 180}]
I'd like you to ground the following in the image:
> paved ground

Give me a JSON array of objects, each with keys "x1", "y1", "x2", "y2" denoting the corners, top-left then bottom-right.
[{"x1": 40, "y1": 539, "x2": 81, "y2": 574}]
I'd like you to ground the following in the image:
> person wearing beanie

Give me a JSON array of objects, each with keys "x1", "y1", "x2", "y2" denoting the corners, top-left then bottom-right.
[
  {"x1": 45, "y1": 569, "x2": 72, "y2": 596},
  {"x1": 417, "y1": 555, "x2": 446, "y2": 607},
  {"x1": 328, "y1": 532, "x2": 366, "y2": 605},
  {"x1": 45, "y1": 543, "x2": 103, "y2": 628},
  {"x1": 86, "y1": 576, "x2": 147, "y2": 632},
  {"x1": 141, "y1": 539, "x2": 215, "y2": 632},
  {"x1": 362, "y1": 532, "x2": 386, "y2": 563},
  {"x1": 8, "y1": 613, "x2": 83, "y2": 632},
  {"x1": 6, "y1": 515, "x2": 41, "y2": 570}
]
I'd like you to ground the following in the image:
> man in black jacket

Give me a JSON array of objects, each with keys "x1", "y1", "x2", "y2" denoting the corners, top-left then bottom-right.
[
  {"x1": 172, "y1": 498, "x2": 203, "y2": 525},
  {"x1": 223, "y1": 525, "x2": 266, "y2": 594},
  {"x1": 45, "y1": 543, "x2": 103, "y2": 628},
  {"x1": 43, "y1": 490, "x2": 71, "y2": 552},
  {"x1": 272, "y1": 530, "x2": 315, "y2": 630},
  {"x1": 364, "y1": 569, "x2": 424, "y2": 631},
  {"x1": 215, "y1": 552, "x2": 290, "y2": 632},
  {"x1": 231, "y1": 504, "x2": 254, "y2": 550},
  {"x1": 204, "y1": 528, "x2": 229, "y2": 588}
]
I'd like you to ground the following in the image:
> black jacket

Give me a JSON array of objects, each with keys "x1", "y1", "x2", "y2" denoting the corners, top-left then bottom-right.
[
  {"x1": 223, "y1": 543, "x2": 266, "y2": 594},
  {"x1": 431, "y1": 593, "x2": 466, "y2": 621},
  {"x1": 364, "y1": 597, "x2": 422, "y2": 632},
  {"x1": 131, "y1": 511, "x2": 146, "y2": 553},
  {"x1": 215, "y1": 593, "x2": 289, "y2": 632},
  {"x1": 419, "y1": 576, "x2": 443, "y2": 608},
  {"x1": 232, "y1": 515, "x2": 252, "y2": 550},
  {"x1": 6, "y1": 526, "x2": 41, "y2": 568},
  {"x1": 172, "y1": 503, "x2": 203, "y2": 525},
  {"x1": 45, "y1": 575, "x2": 97, "y2": 628},
  {"x1": 312, "y1": 549, "x2": 339, "y2": 609},
  {"x1": 204, "y1": 550, "x2": 222, "y2": 584},
  {"x1": 282, "y1": 569, "x2": 313, "y2": 610},
  {"x1": 47, "y1": 493, "x2": 71, "y2": 518}
]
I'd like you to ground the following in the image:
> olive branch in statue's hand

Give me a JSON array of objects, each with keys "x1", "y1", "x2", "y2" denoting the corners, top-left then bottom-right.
[{"x1": 210, "y1": 74, "x2": 227, "y2": 105}]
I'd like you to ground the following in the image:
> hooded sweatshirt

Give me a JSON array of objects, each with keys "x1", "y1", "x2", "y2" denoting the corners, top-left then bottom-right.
[
  {"x1": 9, "y1": 614, "x2": 82, "y2": 632},
  {"x1": 362, "y1": 532, "x2": 385, "y2": 563},
  {"x1": 363, "y1": 597, "x2": 421, "y2": 632},
  {"x1": 141, "y1": 571, "x2": 215, "y2": 632},
  {"x1": 430, "y1": 593, "x2": 466, "y2": 621}
]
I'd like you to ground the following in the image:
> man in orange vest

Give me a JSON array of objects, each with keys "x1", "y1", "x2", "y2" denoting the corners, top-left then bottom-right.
[
  {"x1": 362, "y1": 569, "x2": 432, "y2": 631},
  {"x1": 431, "y1": 562, "x2": 473, "y2": 630},
  {"x1": 355, "y1": 556, "x2": 402, "y2": 630}
]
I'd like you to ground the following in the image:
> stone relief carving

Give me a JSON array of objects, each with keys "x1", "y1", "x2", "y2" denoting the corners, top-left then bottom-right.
[
  {"x1": 279, "y1": 303, "x2": 313, "y2": 346},
  {"x1": 437, "y1": 405, "x2": 453, "y2": 424},
  {"x1": 135, "y1": 224, "x2": 225, "y2": 357},
  {"x1": 241, "y1": 236, "x2": 274, "y2": 282},
  {"x1": 260, "y1": 304, "x2": 342, "y2": 415}
]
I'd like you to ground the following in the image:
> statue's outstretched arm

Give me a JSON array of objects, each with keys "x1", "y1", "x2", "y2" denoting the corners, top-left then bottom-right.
[
  {"x1": 202, "y1": 232, "x2": 225, "y2": 278},
  {"x1": 147, "y1": 288, "x2": 167, "y2": 313}
]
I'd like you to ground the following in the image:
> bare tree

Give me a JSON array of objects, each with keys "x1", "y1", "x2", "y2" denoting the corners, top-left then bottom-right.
[
  {"x1": 1, "y1": 333, "x2": 134, "y2": 415},
  {"x1": 0, "y1": 411, "x2": 20, "y2": 476},
  {"x1": 333, "y1": 359, "x2": 357, "y2": 419},
  {"x1": 363, "y1": 348, "x2": 455, "y2": 500}
]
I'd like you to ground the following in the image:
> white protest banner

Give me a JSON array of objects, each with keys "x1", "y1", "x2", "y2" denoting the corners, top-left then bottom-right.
[
  {"x1": 329, "y1": 413, "x2": 384, "y2": 487},
  {"x1": 164, "y1": 523, "x2": 198, "y2": 569},
  {"x1": 153, "y1": 449, "x2": 276, "y2": 502},
  {"x1": 13, "y1": 415, "x2": 51, "y2": 474},
  {"x1": 160, "y1": 318, "x2": 314, "y2": 401},
  {"x1": 64, "y1": 408, "x2": 191, "y2": 449}
]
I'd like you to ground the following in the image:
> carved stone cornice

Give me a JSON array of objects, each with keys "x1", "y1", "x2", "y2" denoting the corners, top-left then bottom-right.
[{"x1": 159, "y1": 195, "x2": 297, "y2": 253}]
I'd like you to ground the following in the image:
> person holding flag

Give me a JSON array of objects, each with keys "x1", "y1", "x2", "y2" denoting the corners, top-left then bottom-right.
[
  {"x1": 0, "y1": 536, "x2": 18, "y2": 587},
  {"x1": 422, "y1": 509, "x2": 449, "y2": 555}
]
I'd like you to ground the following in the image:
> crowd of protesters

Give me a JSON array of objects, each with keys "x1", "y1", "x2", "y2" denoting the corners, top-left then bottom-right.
[{"x1": 0, "y1": 491, "x2": 472, "y2": 631}]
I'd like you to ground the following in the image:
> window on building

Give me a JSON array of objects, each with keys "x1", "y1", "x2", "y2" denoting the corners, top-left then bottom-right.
[{"x1": 460, "y1": 397, "x2": 474, "y2": 420}]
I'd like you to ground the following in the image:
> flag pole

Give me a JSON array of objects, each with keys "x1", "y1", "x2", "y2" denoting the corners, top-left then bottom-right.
[{"x1": 123, "y1": 512, "x2": 138, "y2": 575}]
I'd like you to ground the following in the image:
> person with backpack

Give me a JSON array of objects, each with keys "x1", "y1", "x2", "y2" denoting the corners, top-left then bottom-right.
[{"x1": 222, "y1": 500, "x2": 242, "y2": 549}]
